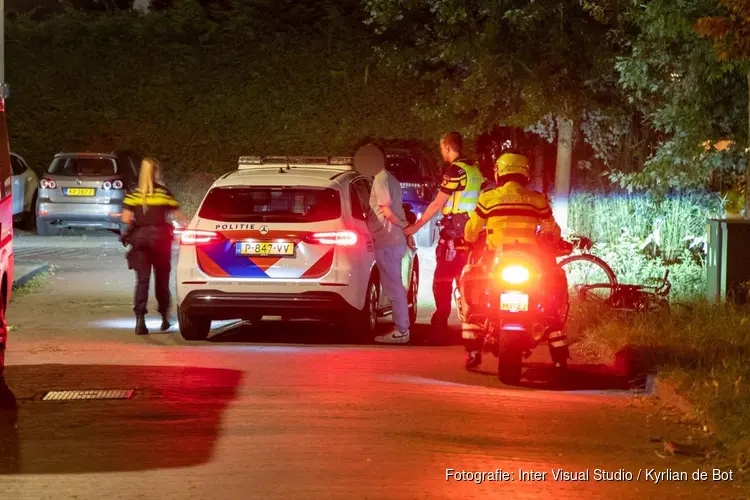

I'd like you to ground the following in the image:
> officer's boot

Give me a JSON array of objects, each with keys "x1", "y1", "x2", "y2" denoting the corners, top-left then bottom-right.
[
  {"x1": 160, "y1": 312, "x2": 171, "y2": 332},
  {"x1": 463, "y1": 330, "x2": 483, "y2": 370},
  {"x1": 135, "y1": 315, "x2": 149, "y2": 335},
  {"x1": 547, "y1": 330, "x2": 569, "y2": 369}
]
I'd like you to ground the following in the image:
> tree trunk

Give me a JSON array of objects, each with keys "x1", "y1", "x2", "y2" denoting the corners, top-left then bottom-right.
[
  {"x1": 746, "y1": 69, "x2": 750, "y2": 219},
  {"x1": 553, "y1": 117, "x2": 574, "y2": 234},
  {"x1": 534, "y1": 142, "x2": 544, "y2": 193}
]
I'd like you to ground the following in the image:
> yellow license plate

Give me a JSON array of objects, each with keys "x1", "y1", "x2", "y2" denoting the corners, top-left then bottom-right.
[
  {"x1": 500, "y1": 293, "x2": 528, "y2": 312},
  {"x1": 65, "y1": 188, "x2": 96, "y2": 196},
  {"x1": 236, "y1": 241, "x2": 295, "y2": 256}
]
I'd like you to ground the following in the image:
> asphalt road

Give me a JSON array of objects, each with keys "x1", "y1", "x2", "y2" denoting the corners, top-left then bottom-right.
[{"x1": 0, "y1": 230, "x2": 745, "y2": 499}]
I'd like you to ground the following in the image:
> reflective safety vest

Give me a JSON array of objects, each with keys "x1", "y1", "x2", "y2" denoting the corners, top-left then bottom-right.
[
  {"x1": 464, "y1": 181, "x2": 561, "y2": 250},
  {"x1": 442, "y1": 161, "x2": 484, "y2": 215}
]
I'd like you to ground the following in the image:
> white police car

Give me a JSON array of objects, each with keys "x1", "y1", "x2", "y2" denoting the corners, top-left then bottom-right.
[{"x1": 175, "y1": 156, "x2": 419, "y2": 341}]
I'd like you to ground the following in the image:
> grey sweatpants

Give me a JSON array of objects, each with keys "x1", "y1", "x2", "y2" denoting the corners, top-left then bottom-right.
[{"x1": 374, "y1": 244, "x2": 409, "y2": 333}]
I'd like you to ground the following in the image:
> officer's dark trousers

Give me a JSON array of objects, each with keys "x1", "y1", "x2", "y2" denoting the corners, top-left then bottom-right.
[
  {"x1": 432, "y1": 241, "x2": 468, "y2": 326},
  {"x1": 130, "y1": 228, "x2": 172, "y2": 317}
]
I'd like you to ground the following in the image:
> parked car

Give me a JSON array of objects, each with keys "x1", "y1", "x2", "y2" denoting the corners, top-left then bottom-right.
[
  {"x1": 10, "y1": 152, "x2": 39, "y2": 229},
  {"x1": 0, "y1": 97, "x2": 14, "y2": 378},
  {"x1": 175, "y1": 156, "x2": 419, "y2": 341},
  {"x1": 36, "y1": 150, "x2": 141, "y2": 236},
  {"x1": 379, "y1": 146, "x2": 442, "y2": 247}
]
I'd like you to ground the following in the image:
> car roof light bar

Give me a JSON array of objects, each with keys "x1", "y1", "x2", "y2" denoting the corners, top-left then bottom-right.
[{"x1": 238, "y1": 156, "x2": 354, "y2": 170}]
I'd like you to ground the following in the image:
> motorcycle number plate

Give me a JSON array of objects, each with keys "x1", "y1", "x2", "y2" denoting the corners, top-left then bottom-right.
[{"x1": 500, "y1": 293, "x2": 528, "y2": 312}]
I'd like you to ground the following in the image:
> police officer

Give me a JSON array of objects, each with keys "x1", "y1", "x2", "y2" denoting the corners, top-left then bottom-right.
[
  {"x1": 460, "y1": 152, "x2": 568, "y2": 369},
  {"x1": 405, "y1": 131, "x2": 484, "y2": 333},
  {"x1": 121, "y1": 158, "x2": 187, "y2": 335}
]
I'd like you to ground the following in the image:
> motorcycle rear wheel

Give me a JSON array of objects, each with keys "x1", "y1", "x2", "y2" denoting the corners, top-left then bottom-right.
[{"x1": 497, "y1": 334, "x2": 523, "y2": 385}]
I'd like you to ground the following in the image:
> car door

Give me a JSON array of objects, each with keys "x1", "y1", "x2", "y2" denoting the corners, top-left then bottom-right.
[
  {"x1": 10, "y1": 154, "x2": 26, "y2": 215},
  {"x1": 349, "y1": 178, "x2": 383, "y2": 306}
]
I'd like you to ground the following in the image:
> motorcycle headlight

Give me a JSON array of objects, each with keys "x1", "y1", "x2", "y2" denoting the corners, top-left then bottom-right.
[{"x1": 500, "y1": 265, "x2": 530, "y2": 284}]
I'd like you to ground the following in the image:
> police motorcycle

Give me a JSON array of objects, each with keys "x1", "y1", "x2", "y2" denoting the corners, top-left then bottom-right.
[{"x1": 456, "y1": 228, "x2": 574, "y2": 384}]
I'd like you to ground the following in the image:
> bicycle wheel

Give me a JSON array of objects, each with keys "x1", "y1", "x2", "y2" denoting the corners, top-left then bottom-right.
[{"x1": 558, "y1": 254, "x2": 617, "y2": 302}]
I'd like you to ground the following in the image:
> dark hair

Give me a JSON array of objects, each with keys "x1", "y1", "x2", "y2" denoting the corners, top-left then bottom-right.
[
  {"x1": 498, "y1": 173, "x2": 529, "y2": 186},
  {"x1": 441, "y1": 131, "x2": 463, "y2": 153}
]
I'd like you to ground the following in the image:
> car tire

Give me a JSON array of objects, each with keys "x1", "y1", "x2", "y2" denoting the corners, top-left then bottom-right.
[
  {"x1": 36, "y1": 220, "x2": 54, "y2": 236},
  {"x1": 407, "y1": 264, "x2": 418, "y2": 326},
  {"x1": 178, "y1": 307, "x2": 211, "y2": 341},
  {"x1": 22, "y1": 192, "x2": 37, "y2": 231},
  {"x1": 349, "y1": 277, "x2": 379, "y2": 340}
]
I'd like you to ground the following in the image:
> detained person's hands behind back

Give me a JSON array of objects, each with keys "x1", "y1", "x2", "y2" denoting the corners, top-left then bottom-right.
[
  {"x1": 404, "y1": 224, "x2": 419, "y2": 237},
  {"x1": 406, "y1": 234, "x2": 417, "y2": 251}
]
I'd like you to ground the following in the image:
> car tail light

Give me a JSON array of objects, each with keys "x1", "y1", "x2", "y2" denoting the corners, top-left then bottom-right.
[
  {"x1": 500, "y1": 265, "x2": 530, "y2": 284},
  {"x1": 41, "y1": 178, "x2": 57, "y2": 189},
  {"x1": 306, "y1": 231, "x2": 358, "y2": 246},
  {"x1": 102, "y1": 180, "x2": 124, "y2": 190},
  {"x1": 180, "y1": 230, "x2": 224, "y2": 245}
]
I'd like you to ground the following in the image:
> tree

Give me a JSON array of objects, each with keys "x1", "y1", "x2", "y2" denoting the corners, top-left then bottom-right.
[
  {"x1": 614, "y1": 0, "x2": 747, "y2": 197},
  {"x1": 365, "y1": 0, "x2": 628, "y2": 231},
  {"x1": 695, "y1": 0, "x2": 750, "y2": 217}
]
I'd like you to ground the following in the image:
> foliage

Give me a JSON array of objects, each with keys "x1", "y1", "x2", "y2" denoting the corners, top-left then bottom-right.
[
  {"x1": 365, "y1": 0, "x2": 628, "y2": 135},
  {"x1": 5, "y1": 0, "x2": 432, "y2": 181},
  {"x1": 567, "y1": 190, "x2": 723, "y2": 298},
  {"x1": 614, "y1": 0, "x2": 749, "y2": 192},
  {"x1": 695, "y1": 0, "x2": 750, "y2": 61}
]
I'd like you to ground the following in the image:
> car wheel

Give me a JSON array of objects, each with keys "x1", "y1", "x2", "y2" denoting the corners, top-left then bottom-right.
[
  {"x1": 408, "y1": 265, "x2": 418, "y2": 325},
  {"x1": 178, "y1": 307, "x2": 211, "y2": 341},
  {"x1": 36, "y1": 220, "x2": 54, "y2": 236},
  {"x1": 349, "y1": 278, "x2": 378, "y2": 339},
  {"x1": 22, "y1": 192, "x2": 37, "y2": 231}
]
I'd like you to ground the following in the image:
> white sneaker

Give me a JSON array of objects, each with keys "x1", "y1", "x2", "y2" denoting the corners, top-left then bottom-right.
[{"x1": 374, "y1": 329, "x2": 410, "y2": 344}]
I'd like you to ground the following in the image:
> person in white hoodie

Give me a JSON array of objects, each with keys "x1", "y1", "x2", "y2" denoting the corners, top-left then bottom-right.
[{"x1": 354, "y1": 144, "x2": 412, "y2": 344}]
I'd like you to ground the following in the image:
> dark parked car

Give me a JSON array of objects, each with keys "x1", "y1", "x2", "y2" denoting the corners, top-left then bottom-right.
[
  {"x1": 380, "y1": 146, "x2": 442, "y2": 247},
  {"x1": 36, "y1": 150, "x2": 141, "y2": 236}
]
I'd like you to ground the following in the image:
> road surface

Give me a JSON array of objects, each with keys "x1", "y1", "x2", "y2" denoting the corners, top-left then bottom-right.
[{"x1": 0, "y1": 231, "x2": 745, "y2": 499}]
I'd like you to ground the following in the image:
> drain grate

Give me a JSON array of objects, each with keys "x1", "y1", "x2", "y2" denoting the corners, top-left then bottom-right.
[{"x1": 42, "y1": 389, "x2": 134, "y2": 401}]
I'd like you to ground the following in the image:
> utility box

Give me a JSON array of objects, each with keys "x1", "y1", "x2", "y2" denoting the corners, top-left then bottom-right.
[{"x1": 706, "y1": 219, "x2": 750, "y2": 304}]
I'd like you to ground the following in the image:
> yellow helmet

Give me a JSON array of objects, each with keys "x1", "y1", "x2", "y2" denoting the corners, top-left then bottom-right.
[{"x1": 495, "y1": 153, "x2": 530, "y2": 182}]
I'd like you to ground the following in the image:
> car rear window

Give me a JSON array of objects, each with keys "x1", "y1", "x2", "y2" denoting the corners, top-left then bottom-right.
[
  {"x1": 49, "y1": 157, "x2": 117, "y2": 176},
  {"x1": 199, "y1": 187, "x2": 342, "y2": 222}
]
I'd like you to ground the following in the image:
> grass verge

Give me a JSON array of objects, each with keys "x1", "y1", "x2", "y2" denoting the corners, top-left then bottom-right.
[
  {"x1": 10, "y1": 271, "x2": 51, "y2": 303},
  {"x1": 569, "y1": 300, "x2": 750, "y2": 472}
]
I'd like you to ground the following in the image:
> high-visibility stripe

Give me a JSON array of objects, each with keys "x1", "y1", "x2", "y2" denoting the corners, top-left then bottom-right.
[
  {"x1": 123, "y1": 190, "x2": 179, "y2": 208},
  {"x1": 462, "y1": 328, "x2": 479, "y2": 340}
]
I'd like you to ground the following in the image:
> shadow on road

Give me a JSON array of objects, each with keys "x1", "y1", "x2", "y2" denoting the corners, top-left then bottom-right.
[
  {"x1": 471, "y1": 348, "x2": 651, "y2": 392},
  {"x1": 208, "y1": 319, "x2": 464, "y2": 347},
  {"x1": 0, "y1": 364, "x2": 242, "y2": 475}
]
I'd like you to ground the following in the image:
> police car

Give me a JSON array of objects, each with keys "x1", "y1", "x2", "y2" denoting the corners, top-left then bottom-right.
[{"x1": 175, "y1": 156, "x2": 419, "y2": 341}]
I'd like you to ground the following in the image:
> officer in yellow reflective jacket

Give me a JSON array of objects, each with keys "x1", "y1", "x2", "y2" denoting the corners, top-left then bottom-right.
[
  {"x1": 405, "y1": 131, "x2": 485, "y2": 334},
  {"x1": 459, "y1": 153, "x2": 569, "y2": 370},
  {"x1": 121, "y1": 158, "x2": 187, "y2": 335}
]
